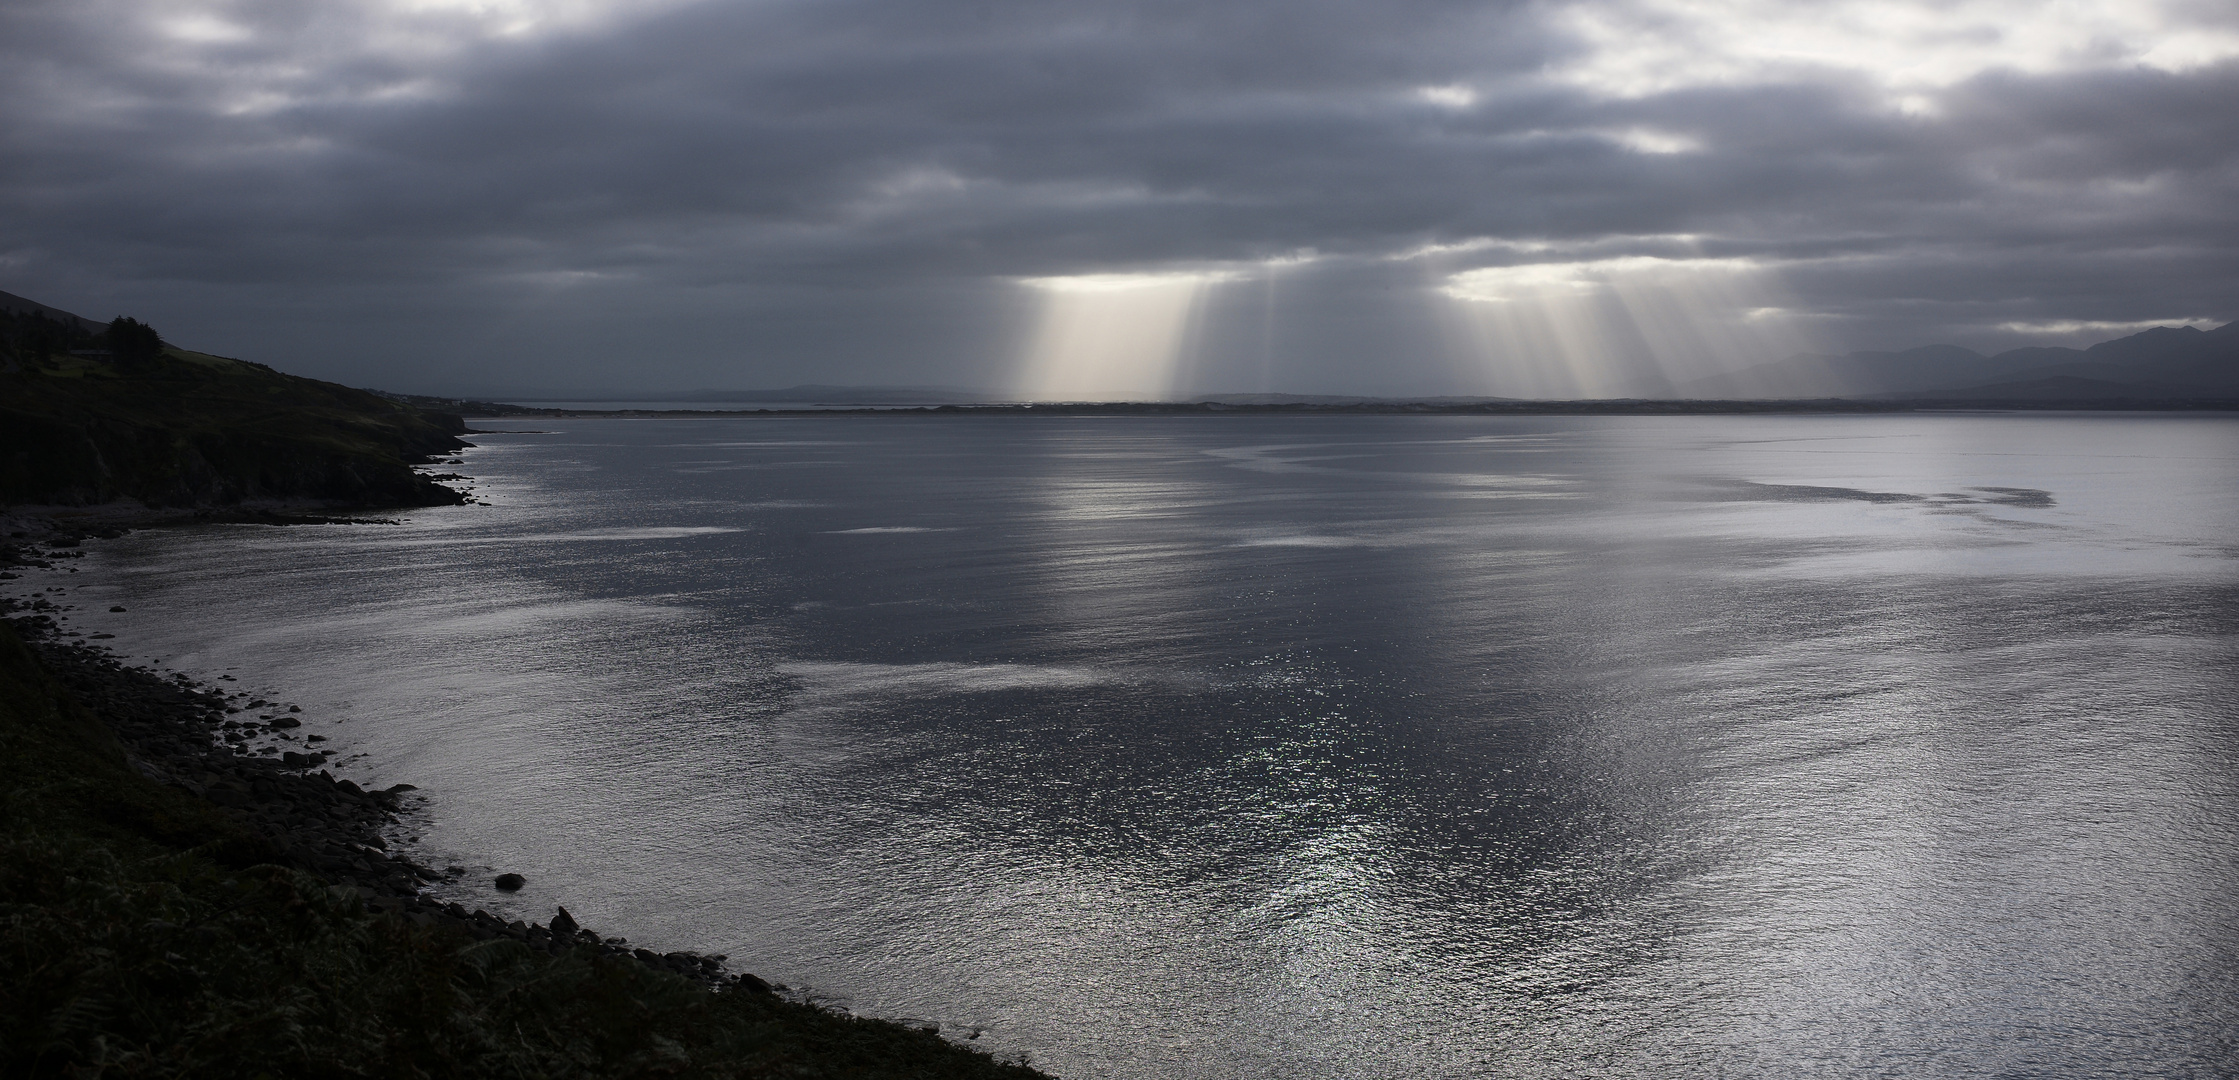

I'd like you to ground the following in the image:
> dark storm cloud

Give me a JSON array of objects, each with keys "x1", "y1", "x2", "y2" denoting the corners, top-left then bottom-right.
[{"x1": 2, "y1": 0, "x2": 2234, "y2": 394}]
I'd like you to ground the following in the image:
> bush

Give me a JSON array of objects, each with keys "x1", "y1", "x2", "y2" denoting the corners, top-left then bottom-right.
[{"x1": 105, "y1": 317, "x2": 164, "y2": 362}]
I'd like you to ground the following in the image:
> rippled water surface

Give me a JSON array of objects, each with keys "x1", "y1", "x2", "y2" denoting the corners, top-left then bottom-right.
[{"x1": 54, "y1": 414, "x2": 2239, "y2": 1077}]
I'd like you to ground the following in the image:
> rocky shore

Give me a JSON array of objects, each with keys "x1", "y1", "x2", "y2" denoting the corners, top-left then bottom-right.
[
  {"x1": 0, "y1": 300, "x2": 1035, "y2": 1075},
  {"x1": 1, "y1": 532, "x2": 768, "y2": 985},
  {"x1": 0, "y1": 523, "x2": 1040, "y2": 1077}
]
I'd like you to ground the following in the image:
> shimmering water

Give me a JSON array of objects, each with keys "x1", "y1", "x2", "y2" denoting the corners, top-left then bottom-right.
[{"x1": 45, "y1": 414, "x2": 2239, "y2": 1077}]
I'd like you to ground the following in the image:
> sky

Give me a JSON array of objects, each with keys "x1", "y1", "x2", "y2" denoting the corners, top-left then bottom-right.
[{"x1": 2, "y1": 0, "x2": 2235, "y2": 399}]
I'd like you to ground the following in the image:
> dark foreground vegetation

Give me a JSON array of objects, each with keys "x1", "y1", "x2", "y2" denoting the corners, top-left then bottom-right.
[
  {"x1": 0, "y1": 595, "x2": 1047, "y2": 1078},
  {"x1": 1, "y1": 304, "x2": 468, "y2": 509}
]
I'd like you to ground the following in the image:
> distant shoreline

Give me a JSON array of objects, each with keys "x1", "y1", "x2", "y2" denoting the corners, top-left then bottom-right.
[{"x1": 457, "y1": 397, "x2": 2239, "y2": 419}]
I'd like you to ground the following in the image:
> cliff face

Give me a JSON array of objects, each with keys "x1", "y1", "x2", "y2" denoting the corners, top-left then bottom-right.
[{"x1": 1, "y1": 349, "x2": 468, "y2": 509}]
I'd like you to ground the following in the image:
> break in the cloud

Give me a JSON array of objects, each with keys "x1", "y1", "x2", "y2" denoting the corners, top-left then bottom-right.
[{"x1": 1, "y1": 0, "x2": 2234, "y2": 397}]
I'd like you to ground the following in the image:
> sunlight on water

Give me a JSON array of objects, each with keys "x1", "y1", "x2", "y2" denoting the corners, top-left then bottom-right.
[{"x1": 41, "y1": 414, "x2": 2239, "y2": 1079}]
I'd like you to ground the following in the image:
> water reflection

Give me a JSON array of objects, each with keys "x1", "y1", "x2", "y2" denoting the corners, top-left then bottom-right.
[{"x1": 43, "y1": 414, "x2": 2239, "y2": 1078}]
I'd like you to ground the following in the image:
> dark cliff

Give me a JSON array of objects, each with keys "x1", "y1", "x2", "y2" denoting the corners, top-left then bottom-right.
[{"x1": 1, "y1": 346, "x2": 469, "y2": 510}]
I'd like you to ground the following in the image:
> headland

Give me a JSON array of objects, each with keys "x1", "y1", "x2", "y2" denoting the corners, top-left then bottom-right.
[{"x1": 0, "y1": 305, "x2": 1049, "y2": 1077}]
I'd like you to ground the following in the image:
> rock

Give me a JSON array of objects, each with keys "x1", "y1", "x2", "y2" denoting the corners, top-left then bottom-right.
[
  {"x1": 494, "y1": 872, "x2": 526, "y2": 892},
  {"x1": 270, "y1": 717, "x2": 301, "y2": 729},
  {"x1": 551, "y1": 906, "x2": 579, "y2": 937},
  {"x1": 736, "y1": 973, "x2": 775, "y2": 995},
  {"x1": 109, "y1": 605, "x2": 127, "y2": 612}
]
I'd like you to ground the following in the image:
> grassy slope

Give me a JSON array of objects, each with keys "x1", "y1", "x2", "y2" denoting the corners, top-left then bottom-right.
[
  {"x1": 0, "y1": 622, "x2": 1049, "y2": 1079},
  {"x1": 0, "y1": 348, "x2": 468, "y2": 509}
]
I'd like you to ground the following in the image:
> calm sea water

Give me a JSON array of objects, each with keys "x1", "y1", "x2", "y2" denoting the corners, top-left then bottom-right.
[{"x1": 50, "y1": 414, "x2": 2239, "y2": 1078}]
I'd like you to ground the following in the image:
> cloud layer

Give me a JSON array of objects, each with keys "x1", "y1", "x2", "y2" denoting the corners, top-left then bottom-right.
[{"x1": 3, "y1": 0, "x2": 2235, "y2": 396}]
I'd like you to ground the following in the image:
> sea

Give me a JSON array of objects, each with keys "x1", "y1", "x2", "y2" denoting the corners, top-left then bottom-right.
[{"x1": 41, "y1": 412, "x2": 2239, "y2": 1078}]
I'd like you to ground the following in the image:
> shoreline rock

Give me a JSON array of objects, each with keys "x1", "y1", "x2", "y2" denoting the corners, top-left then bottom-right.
[
  {"x1": 0, "y1": 586, "x2": 1045, "y2": 1077},
  {"x1": 0, "y1": 534, "x2": 787, "y2": 994}
]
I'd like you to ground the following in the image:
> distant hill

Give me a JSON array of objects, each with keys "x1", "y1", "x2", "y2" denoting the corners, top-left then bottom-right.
[
  {"x1": 0, "y1": 289, "x2": 107, "y2": 335},
  {"x1": 1680, "y1": 321, "x2": 2239, "y2": 401},
  {"x1": 681, "y1": 384, "x2": 992, "y2": 405},
  {"x1": 1191, "y1": 392, "x2": 1520, "y2": 405},
  {"x1": 488, "y1": 385, "x2": 997, "y2": 406},
  {"x1": 3, "y1": 291, "x2": 469, "y2": 509}
]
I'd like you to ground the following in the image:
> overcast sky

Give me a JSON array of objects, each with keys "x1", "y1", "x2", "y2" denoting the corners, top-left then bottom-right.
[{"x1": 3, "y1": 0, "x2": 2235, "y2": 398}]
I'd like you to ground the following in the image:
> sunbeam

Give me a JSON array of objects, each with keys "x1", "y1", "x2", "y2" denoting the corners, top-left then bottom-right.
[
  {"x1": 1437, "y1": 254, "x2": 1815, "y2": 398},
  {"x1": 1013, "y1": 272, "x2": 1235, "y2": 401}
]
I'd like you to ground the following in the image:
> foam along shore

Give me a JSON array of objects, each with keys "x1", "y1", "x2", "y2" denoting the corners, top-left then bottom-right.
[{"x1": 0, "y1": 527, "x2": 1049, "y2": 1078}]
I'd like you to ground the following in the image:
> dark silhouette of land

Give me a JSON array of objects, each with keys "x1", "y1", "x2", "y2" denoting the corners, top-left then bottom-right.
[
  {"x1": 2, "y1": 295, "x2": 469, "y2": 510},
  {"x1": 1675, "y1": 321, "x2": 2239, "y2": 402}
]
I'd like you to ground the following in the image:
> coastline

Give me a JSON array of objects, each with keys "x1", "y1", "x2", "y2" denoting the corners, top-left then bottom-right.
[
  {"x1": 0, "y1": 550, "x2": 730, "y2": 981},
  {"x1": 0, "y1": 519, "x2": 1047, "y2": 1077}
]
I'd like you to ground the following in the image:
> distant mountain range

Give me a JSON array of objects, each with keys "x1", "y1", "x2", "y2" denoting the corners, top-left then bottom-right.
[
  {"x1": 8, "y1": 287, "x2": 2231, "y2": 403},
  {"x1": 1677, "y1": 321, "x2": 2239, "y2": 401},
  {"x1": 728, "y1": 324, "x2": 2239, "y2": 405},
  {"x1": 673, "y1": 385, "x2": 991, "y2": 404},
  {"x1": 1186, "y1": 392, "x2": 1518, "y2": 405},
  {"x1": 492, "y1": 385, "x2": 995, "y2": 405}
]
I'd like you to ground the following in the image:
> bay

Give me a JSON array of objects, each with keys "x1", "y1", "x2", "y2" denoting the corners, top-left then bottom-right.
[{"x1": 54, "y1": 413, "x2": 2239, "y2": 1078}]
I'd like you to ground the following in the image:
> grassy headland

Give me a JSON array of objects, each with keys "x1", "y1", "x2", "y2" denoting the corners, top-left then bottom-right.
[{"x1": 1, "y1": 315, "x2": 467, "y2": 510}]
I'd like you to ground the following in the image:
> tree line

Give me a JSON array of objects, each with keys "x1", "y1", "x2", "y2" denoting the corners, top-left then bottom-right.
[{"x1": 1, "y1": 309, "x2": 165, "y2": 366}]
